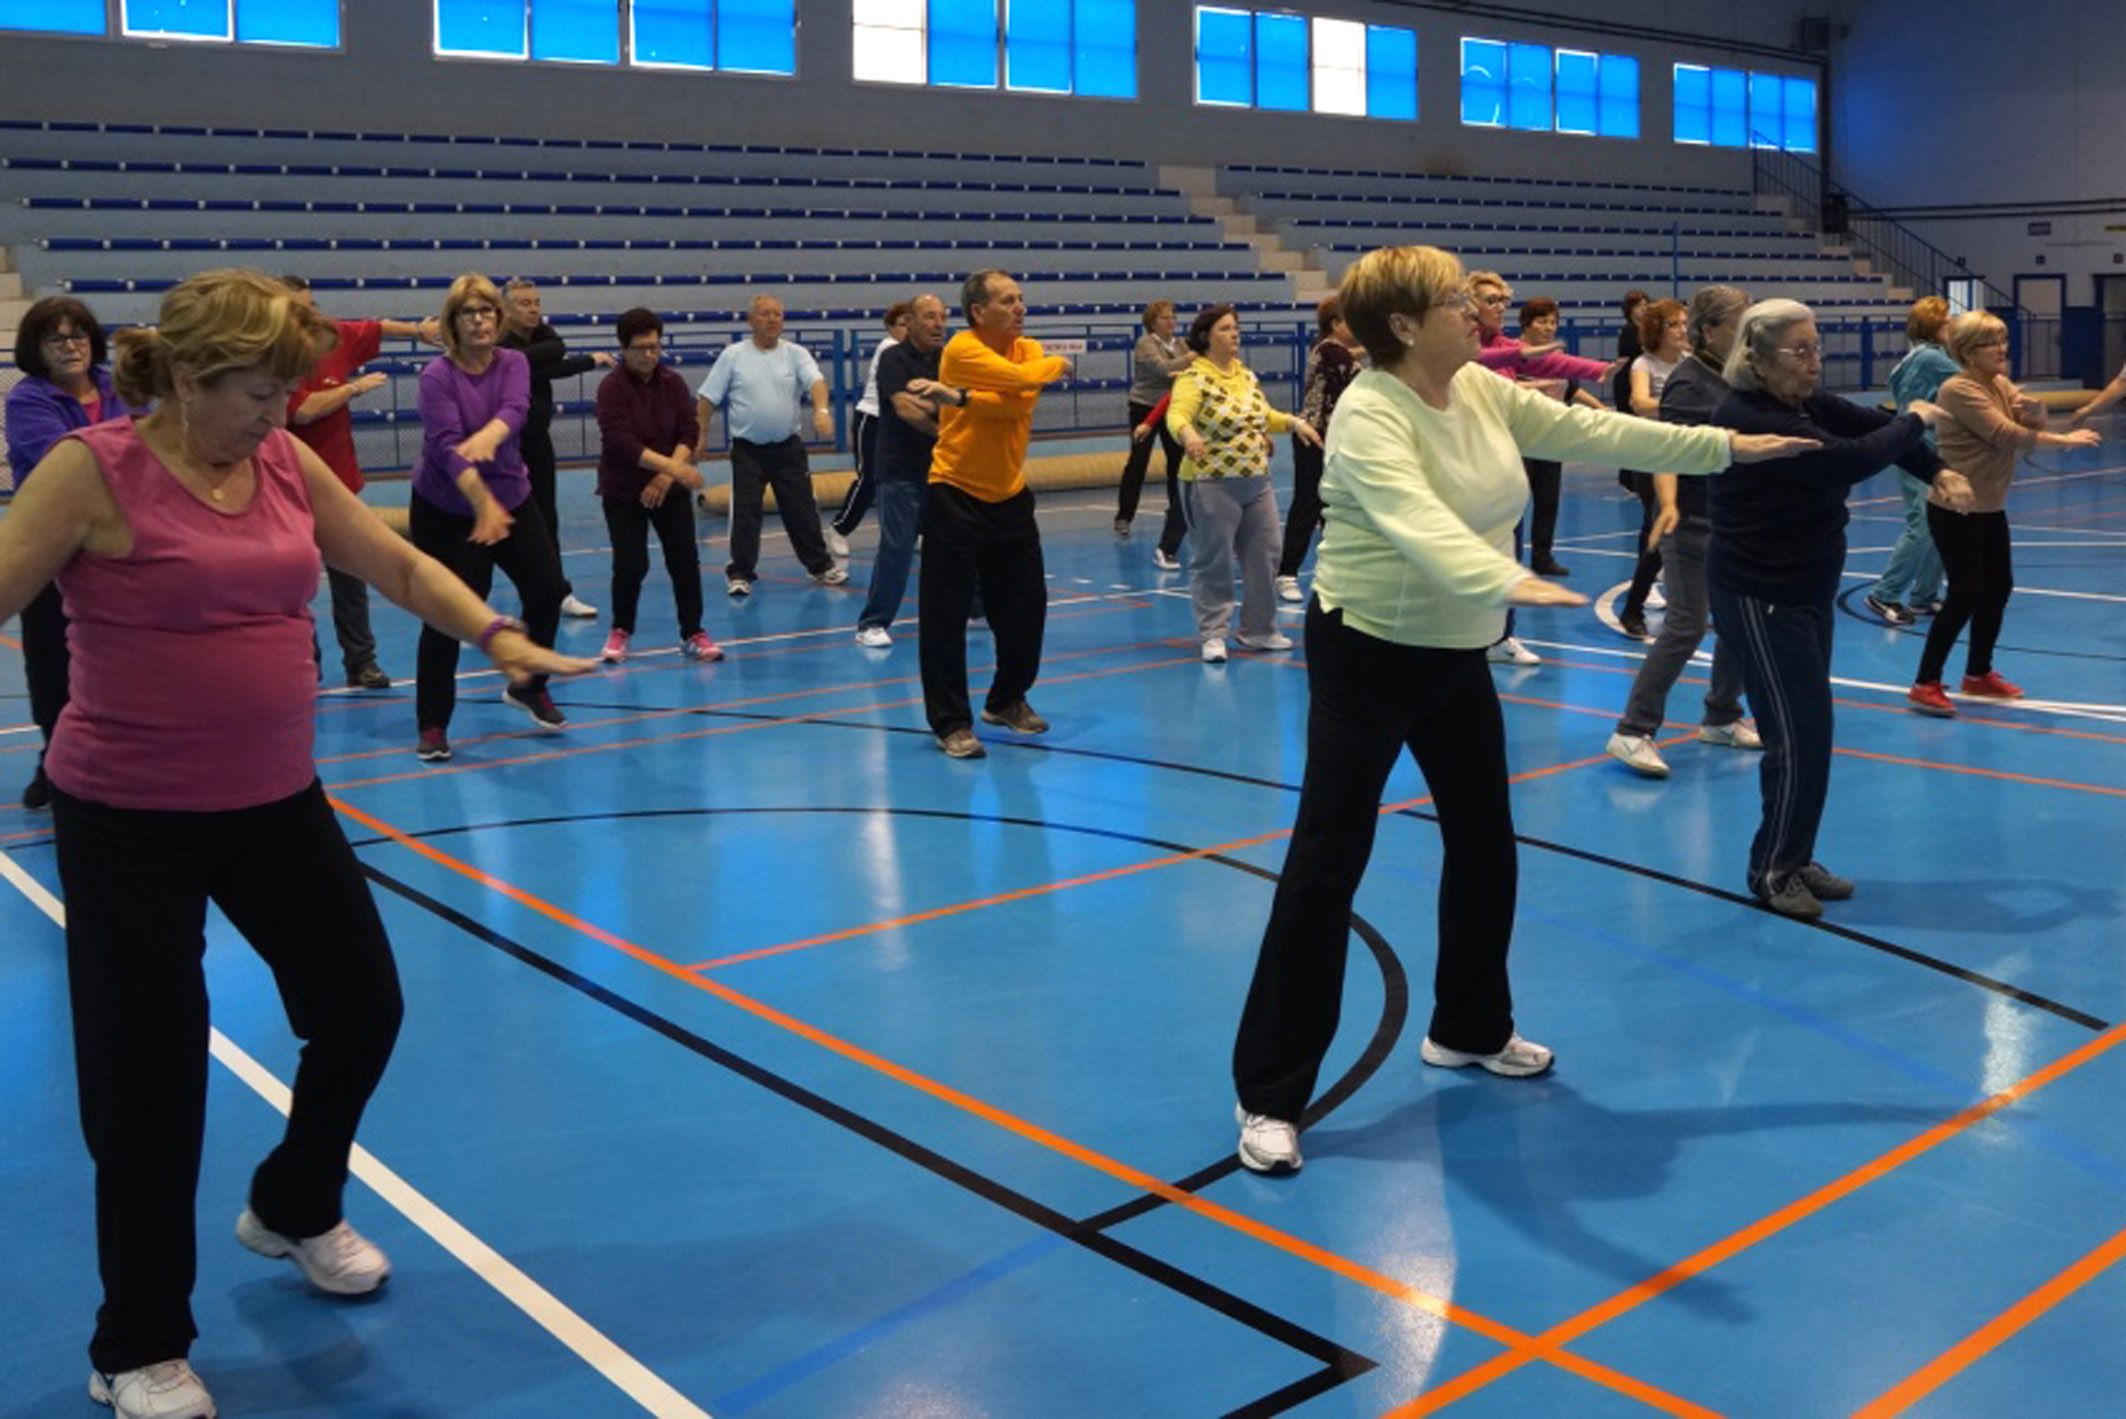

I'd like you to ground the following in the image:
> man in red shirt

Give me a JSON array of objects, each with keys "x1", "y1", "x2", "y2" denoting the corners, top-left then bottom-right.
[{"x1": 282, "y1": 277, "x2": 438, "y2": 688}]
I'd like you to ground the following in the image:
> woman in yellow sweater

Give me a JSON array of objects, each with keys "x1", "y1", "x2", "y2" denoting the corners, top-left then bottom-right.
[{"x1": 1166, "y1": 305, "x2": 1320, "y2": 664}]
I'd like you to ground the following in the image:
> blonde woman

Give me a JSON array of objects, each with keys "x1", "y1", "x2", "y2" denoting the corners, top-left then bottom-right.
[
  {"x1": 1165, "y1": 304, "x2": 1320, "y2": 663},
  {"x1": 1908, "y1": 312, "x2": 2102, "y2": 714},
  {"x1": 1230, "y1": 248, "x2": 1816, "y2": 1174}
]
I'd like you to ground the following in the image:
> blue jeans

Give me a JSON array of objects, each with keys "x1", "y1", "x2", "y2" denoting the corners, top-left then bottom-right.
[
  {"x1": 1872, "y1": 471, "x2": 1943, "y2": 606},
  {"x1": 858, "y1": 478, "x2": 927, "y2": 632}
]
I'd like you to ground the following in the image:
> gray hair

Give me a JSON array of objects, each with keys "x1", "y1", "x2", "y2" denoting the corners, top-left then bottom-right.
[
  {"x1": 1686, "y1": 285, "x2": 1749, "y2": 363},
  {"x1": 1723, "y1": 298, "x2": 1814, "y2": 392},
  {"x1": 502, "y1": 276, "x2": 538, "y2": 295}
]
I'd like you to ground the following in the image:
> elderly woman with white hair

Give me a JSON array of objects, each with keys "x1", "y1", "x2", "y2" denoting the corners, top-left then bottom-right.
[
  {"x1": 1708, "y1": 299, "x2": 1977, "y2": 919},
  {"x1": 1227, "y1": 248, "x2": 1818, "y2": 1177},
  {"x1": 1907, "y1": 311, "x2": 2101, "y2": 715}
]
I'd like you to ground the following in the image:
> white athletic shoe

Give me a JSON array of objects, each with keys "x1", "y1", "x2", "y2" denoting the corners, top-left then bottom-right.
[
  {"x1": 1201, "y1": 637, "x2": 1229, "y2": 664},
  {"x1": 1234, "y1": 1103, "x2": 1302, "y2": 1174},
  {"x1": 1153, "y1": 547, "x2": 1182, "y2": 572},
  {"x1": 726, "y1": 576, "x2": 753, "y2": 598},
  {"x1": 1234, "y1": 631, "x2": 1295, "y2": 652},
  {"x1": 825, "y1": 527, "x2": 850, "y2": 558},
  {"x1": 89, "y1": 1361, "x2": 215, "y2": 1418},
  {"x1": 1645, "y1": 585, "x2": 1668, "y2": 611},
  {"x1": 1275, "y1": 575, "x2": 1303, "y2": 604},
  {"x1": 1698, "y1": 719, "x2": 1763, "y2": 750},
  {"x1": 811, "y1": 564, "x2": 849, "y2": 587},
  {"x1": 560, "y1": 593, "x2": 599, "y2": 619},
  {"x1": 1420, "y1": 1034, "x2": 1555, "y2": 1078},
  {"x1": 1487, "y1": 636, "x2": 1540, "y2": 666},
  {"x1": 1606, "y1": 732, "x2": 1671, "y2": 778},
  {"x1": 854, "y1": 625, "x2": 892, "y2": 649},
  {"x1": 236, "y1": 1209, "x2": 391, "y2": 1296}
]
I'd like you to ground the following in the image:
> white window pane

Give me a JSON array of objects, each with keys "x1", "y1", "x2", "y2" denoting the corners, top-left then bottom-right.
[
  {"x1": 1311, "y1": 16, "x2": 1362, "y2": 69},
  {"x1": 853, "y1": 0, "x2": 922, "y2": 26},
  {"x1": 853, "y1": 22, "x2": 924, "y2": 82}
]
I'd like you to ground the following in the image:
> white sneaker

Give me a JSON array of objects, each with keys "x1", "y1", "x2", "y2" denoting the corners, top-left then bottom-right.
[
  {"x1": 90, "y1": 1361, "x2": 215, "y2": 1418},
  {"x1": 1153, "y1": 547, "x2": 1182, "y2": 572},
  {"x1": 236, "y1": 1208, "x2": 391, "y2": 1296},
  {"x1": 811, "y1": 564, "x2": 849, "y2": 587},
  {"x1": 1275, "y1": 575, "x2": 1303, "y2": 604},
  {"x1": 1487, "y1": 636, "x2": 1539, "y2": 666},
  {"x1": 1201, "y1": 637, "x2": 1228, "y2": 664},
  {"x1": 1606, "y1": 731, "x2": 1671, "y2": 778},
  {"x1": 1420, "y1": 1034, "x2": 1554, "y2": 1078},
  {"x1": 854, "y1": 625, "x2": 892, "y2": 648},
  {"x1": 1699, "y1": 719, "x2": 1763, "y2": 750},
  {"x1": 1234, "y1": 631, "x2": 1295, "y2": 652},
  {"x1": 726, "y1": 576, "x2": 753, "y2": 598},
  {"x1": 1645, "y1": 585, "x2": 1667, "y2": 611},
  {"x1": 1234, "y1": 1103, "x2": 1302, "y2": 1174},
  {"x1": 560, "y1": 593, "x2": 599, "y2": 619},
  {"x1": 825, "y1": 527, "x2": 850, "y2": 558}
]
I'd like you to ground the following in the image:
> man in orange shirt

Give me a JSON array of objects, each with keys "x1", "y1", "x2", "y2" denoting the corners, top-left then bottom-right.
[{"x1": 906, "y1": 270, "x2": 1070, "y2": 759}]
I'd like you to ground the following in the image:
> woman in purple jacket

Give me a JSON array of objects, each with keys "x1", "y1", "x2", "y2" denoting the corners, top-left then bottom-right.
[
  {"x1": 6, "y1": 297, "x2": 141, "y2": 809},
  {"x1": 410, "y1": 273, "x2": 570, "y2": 761}
]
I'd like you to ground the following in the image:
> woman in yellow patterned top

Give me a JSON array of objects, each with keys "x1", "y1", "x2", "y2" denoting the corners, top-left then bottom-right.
[{"x1": 1166, "y1": 305, "x2": 1321, "y2": 664}]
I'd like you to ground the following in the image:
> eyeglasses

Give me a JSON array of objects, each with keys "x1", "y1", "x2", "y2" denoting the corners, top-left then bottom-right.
[
  {"x1": 1775, "y1": 343, "x2": 1824, "y2": 362},
  {"x1": 457, "y1": 307, "x2": 500, "y2": 323},
  {"x1": 41, "y1": 331, "x2": 92, "y2": 349},
  {"x1": 1440, "y1": 291, "x2": 1479, "y2": 315},
  {"x1": 1969, "y1": 339, "x2": 2008, "y2": 351},
  {"x1": 1474, "y1": 293, "x2": 1511, "y2": 307}
]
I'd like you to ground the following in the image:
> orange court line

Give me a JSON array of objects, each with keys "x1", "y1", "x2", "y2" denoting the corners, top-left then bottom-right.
[
  {"x1": 1381, "y1": 1015, "x2": 2126, "y2": 1415},
  {"x1": 1851, "y1": 1224, "x2": 2126, "y2": 1417},
  {"x1": 1831, "y1": 745, "x2": 2126, "y2": 800},
  {"x1": 328, "y1": 793, "x2": 1719, "y2": 1418},
  {"x1": 0, "y1": 632, "x2": 21, "y2": 651}
]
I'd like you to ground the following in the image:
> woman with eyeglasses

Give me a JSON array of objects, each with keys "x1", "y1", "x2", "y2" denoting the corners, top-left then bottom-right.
[
  {"x1": 1708, "y1": 299, "x2": 1977, "y2": 919},
  {"x1": 1228, "y1": 248, "x2": 1818, "y2": 1177},
  {"x1": 1906, "y1": 312, "x2": 2101, "y2": 716},
  {"x1": 5, "y1": 298, "x2": 142, "y2": 810},
  {"x1": 410, "y1": 273, "x2": 572, "y2": 762}
]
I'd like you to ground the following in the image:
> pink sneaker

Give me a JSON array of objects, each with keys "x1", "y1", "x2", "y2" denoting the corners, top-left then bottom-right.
[
  {"x1": 682, "y1": 631, "x2": 725, "y2": 662},
  {"x1": 600, "y1": 628, "x2": 630, "y2": 664}
]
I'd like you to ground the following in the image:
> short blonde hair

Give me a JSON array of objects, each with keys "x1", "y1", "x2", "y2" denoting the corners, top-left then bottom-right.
[
  {"x1": 112, "y1": 267, "x2": 335, "y2": 406},
  {"x1": 1907, "y1": 296, "x2": 1951, "y2": 345},
  {"x1": 1142, "y1": 298, "x2": 1175, "y2": 331},
  {"x1": 438, "y1": 273, "x2": 506, "y2": 359},
  {"x1": 1340, "y1": 245, "x2": 1467, "y2": 367},
  {"x1": 1723, "y1": 298, "x2": 1815, "y2": 392},
  {"x1": 1943, "y1": 310, "x2": 2009, "y2": 367},
  {"x1": 1466, "y1": 270, "x2": 1510, "y2": 300}
]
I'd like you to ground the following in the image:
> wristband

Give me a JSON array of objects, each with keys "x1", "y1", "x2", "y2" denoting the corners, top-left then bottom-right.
[{"x1": 477, "y1": 615, "x2": 526, "y2": 654}]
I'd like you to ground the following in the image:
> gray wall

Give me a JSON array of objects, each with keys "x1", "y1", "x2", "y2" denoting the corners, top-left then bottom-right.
[
  {"x1": 1829, "y1": 0, "x2": 2126, "y2": 304},
  {"x1": 0, "y1": 0, "x2": 1825, "y2": 187}
]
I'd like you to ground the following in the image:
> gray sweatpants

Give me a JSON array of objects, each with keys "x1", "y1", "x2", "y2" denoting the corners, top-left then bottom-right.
[
  {"x1": 1616, "y1": 514, "x2": 1747, "y2": 736},
  {"x1": 1185, "y1": 474, "x2": 1282, "y2": 642}
]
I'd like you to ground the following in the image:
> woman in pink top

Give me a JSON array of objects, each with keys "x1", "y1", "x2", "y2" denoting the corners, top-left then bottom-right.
[{"x1": 0, "y1": 269, "x2": 588, "y2": 1419}]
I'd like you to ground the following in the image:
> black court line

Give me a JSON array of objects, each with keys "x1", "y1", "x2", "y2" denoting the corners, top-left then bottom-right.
[
  {"x1": 360, "y1": 859, "x2": 1379, "y2": 1417},
  {"x1": 1833, "y1": 584, "x2": 2126, "y2": 663},
  {"x1": 542, "y1": 697, "x2": 2110, "y2": 1032}
]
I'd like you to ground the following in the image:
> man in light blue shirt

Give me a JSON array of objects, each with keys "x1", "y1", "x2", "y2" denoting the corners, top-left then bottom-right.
[{"x1": 696, "y1": 294, "x2": 844, "y2": 595}]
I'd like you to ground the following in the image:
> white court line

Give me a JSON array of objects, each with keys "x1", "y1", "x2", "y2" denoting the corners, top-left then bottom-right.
[
  {"x1": 1567, "y1": 547, "x2": 2126, "y2": 605},
  {"x1": 0, "y1": 851, "x2": 711, "y2": 1419}
]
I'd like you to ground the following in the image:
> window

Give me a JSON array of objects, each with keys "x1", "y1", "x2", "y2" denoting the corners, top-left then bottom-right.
[
  {"x1": 0, "y1": 0, "x2": 107, "y2": 34},
  {"x1": 1463, "y1": 37, "x2": 1635, "y2": 137},
  {"x1": 855, "y1": 1, "x2": 1135, "y2": 97},
  {"x1": 436, "y1": 1, "x2": 792, "y2": 72},
  {"x1": 22, "y1": 0, "x2": 342, "y2": 45},
  {"x1": 1675, "y1": 63, "x2": 1815, "y2": 153},
  {"x1": 1195, "y1": 7, "x2": 1415, "y2": 120}
]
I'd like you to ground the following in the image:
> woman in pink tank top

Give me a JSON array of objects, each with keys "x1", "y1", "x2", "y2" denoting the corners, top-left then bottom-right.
[{"x1": 0, "y1": 269, "x2": 590, "y2": 1419}]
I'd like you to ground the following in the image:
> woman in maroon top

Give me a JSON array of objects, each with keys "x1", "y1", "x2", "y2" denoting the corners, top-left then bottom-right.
[{"x1": 0, "y1": 269, "x2": 588, "y2": 1419}]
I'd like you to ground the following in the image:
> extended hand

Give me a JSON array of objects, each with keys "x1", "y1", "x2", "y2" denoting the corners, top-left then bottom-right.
[
  {"x1": 1292, "y1": 419, "x2": 1323, "y2": 449},
  {"x1": 487, "y1": 631, "x2": 599, "y2": 684},
  {"x1": 1728, "y1": 432, "x2": 1824, "y2": 463},
  {"x1": 1506, "y1": 576, "x2": 1589, "y2": 608},
  {"x1": 812, "y1": 406, "x2": 834, "y2": 440}
]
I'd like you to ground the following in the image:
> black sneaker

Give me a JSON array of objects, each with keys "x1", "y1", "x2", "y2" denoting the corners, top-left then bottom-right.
[
  {"x1": 1532, "y1": 556, "x2": 1570, "y2": 577},
  {"x1": 1619, "y1": 611, "x2": 1652, "y2": 641},
  {"x1": 501, "y1": 685, "x2": 567, "y2": 730},
  {"x1": 21, "y1": 764, "x2": 52, "y2": 811},
  {"x1": 415, "y1": 727, "x2": 452, "y2": 762},
  {"x1": 1796, "y1": 862, "x2": 1855, "y2": 900},
  {"x1": 347, "y1": 662, "x2": 393, "y2": 690},
  {"x1": 1864, "y1": 592, "x2": 1915, "y2": 626}
]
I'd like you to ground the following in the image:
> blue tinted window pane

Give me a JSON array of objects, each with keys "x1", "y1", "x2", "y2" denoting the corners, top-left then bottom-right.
[
  {"x1": 532, "y1": 0, "x2": 616, "y2": 62},
  {"x1": 1365, "y1": 25, "x2": 1416, "y2": 121},
  {"x1": 437, "y1": 0, "x2": 525, "y2": 54},
  {"x1": 0, "y1": 0, "x2": 106, "y2": 32},
  {"x1": 1709, "y1": 66, "x2": 1747, "y2": 147},
  {"x1": 124, "y1": 0, "x2": 229, "y2": 37},
  {"x1": 718, "y1": 0, "x2": 791, "y2": 73},
  {"x1": 1005, "y1": 0, "x2": 1069, "y2": 91},
  {"x1": 1074, "y1": 0, "x2": 1135, "y2": 98},
  {"x1": 1195, "y1": 6, "x2": 1251, "y2": 106},
  {"x1": 1554, "y1": 49, "x2": 1596, "y2": 134},
  {"x1": 1254, "y1": 12, "x2": 1307, "y2": 112},
  {"x1": 1748, "y1": 71, "x2": 1783, "y2": 147},
  {"x1": 1673, "y1": 63, "x2": 1709, "y2": 143},
  {"x1": 1506, "y1": 41, "x2": 1551, "y2": 131},
  {"x1": 1460, "y1": 37, "x2": 1505, "y2": 126},
  {"x1": 1783, "y1": 75, "x2": 1817, "y2": 152},
  {"x1": 238, "y1": 0, "x2": 338, "y2": 45},
  {"x1": 633, "y1": 0, "x2": 709, "y2": 67},
  {"x1": 929, "y1": 0, "x2": 996, "y2": 87},
  {"x1": 1598, "y1": 53, "x2": 1638, "y2": 138}
]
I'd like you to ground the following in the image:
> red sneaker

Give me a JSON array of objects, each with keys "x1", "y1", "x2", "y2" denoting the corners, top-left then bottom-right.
[
  {"x1": 1907, "y1": 681, "x2": 1956, "y2": 717},
  {"x1": 682, "y1": 631, "x2": 725, "y2": 663},
  {"x1": 1960, "y1": 671, "x2": 2023, "y2": 699}
]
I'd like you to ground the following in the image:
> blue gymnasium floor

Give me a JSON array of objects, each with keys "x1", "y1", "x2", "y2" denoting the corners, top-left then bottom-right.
[{"x1": 2, "y1": 425, "x2": 2124, "y2": 1418}]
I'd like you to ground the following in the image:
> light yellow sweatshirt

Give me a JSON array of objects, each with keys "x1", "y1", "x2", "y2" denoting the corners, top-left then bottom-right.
[{"x1": 1165, "y1": 356, "x2": 1293, "y2": 481}]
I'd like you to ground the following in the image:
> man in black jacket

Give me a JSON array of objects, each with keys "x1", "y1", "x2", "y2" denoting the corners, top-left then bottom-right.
[{"x1": 501, "y1": 277, "x2": 615, "y2": 618}]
